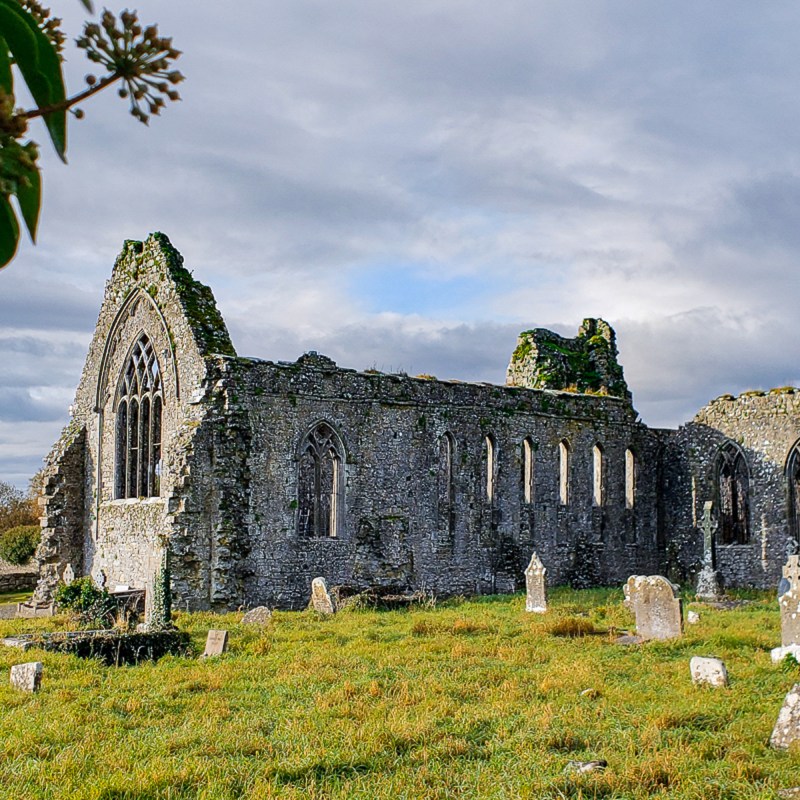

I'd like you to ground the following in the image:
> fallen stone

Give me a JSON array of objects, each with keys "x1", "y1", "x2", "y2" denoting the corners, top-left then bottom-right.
[
  {"x1": 310, "y1": 577, "x2": 336, "y2": 615},
  {"x1": 690, "y1": 656, "x2": 728, "y2": 687},
  {"x1": 687, "y1": 610, "x2": 700, "y2": 624},
  {"x1": 10, "y1": 661, "x2": 42, "y2": 692},
  {"x1": 771, "y1": 683, "x2": 800, "y2": 749},
  {"x1": 772, "y1": 645, "x2": 800, "y2": 664},
  {"x1": 778, "y1": 788, "x2": 800, "y2": 799},
  {"x1": 241, "y1": 606, "x2": 272, "y2": 625},
  {"x1": 564, "y1": 760, "x2": 607, "y2": 775}
]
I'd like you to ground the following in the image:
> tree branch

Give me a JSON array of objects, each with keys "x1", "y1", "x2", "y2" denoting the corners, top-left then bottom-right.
[{"x1": 22, "y1": 73, "x2": 121, "y2": 120}]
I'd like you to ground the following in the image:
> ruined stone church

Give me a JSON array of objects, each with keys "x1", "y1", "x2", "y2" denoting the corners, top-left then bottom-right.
[{"x1": 33, "y1": 233, "x2": 800, "y2": 613}]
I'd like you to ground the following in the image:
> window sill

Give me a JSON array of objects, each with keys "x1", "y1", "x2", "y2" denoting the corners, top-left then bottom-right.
[{"x1": 102, "y1": 497, "x2": 165, "y2": 507}]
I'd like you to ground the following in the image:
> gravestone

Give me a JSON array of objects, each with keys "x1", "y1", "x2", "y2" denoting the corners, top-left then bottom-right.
[
  {"x1": 62, "y1": 563, "x2": 75, "y2": 585},
  {"x1": 203, "y1": 629, "x2": 228, "y2": 658},
  {"x1": 623, "y1": 575, "x2": 683, "y2": 641},
  {"x1": 241, "y1": 606, "x2": 272, "y2": 625},
  {"x1": 695, "y1": 501, "x2": 723, "y2": 601},
  {"x1": 524, "y1": 551, "x2": 547, "y2": 613},
  {"x1": 310, "y1": 577, "x2": 335, "y2": 615},
  {"x1": 771, "y1": 683, "x2": 800, "y2": 749},
  {"x1": 780, "y1": 588, "x2": 800, "y2": 647},
  {"x1": 10, "y1": 661, "x2": 42, "y2": 692},
  {"x1": 690, "y1": 656, "x2": 728, "y2": 687},
  {"x1": 779, "y1": 555, "x2": 800, "y2": 598}
]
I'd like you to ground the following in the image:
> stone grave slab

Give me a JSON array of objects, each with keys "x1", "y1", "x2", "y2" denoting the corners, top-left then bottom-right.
[
  {"x1": 10, "y1": 661, "x2": 42, "y2": 692},
  {"x1": 771, "y1": 683, "x2": 800, "y2": 749},
  {"x1": 16, "y1": 601, "x2": 53, "y2": 619},
  {"x1": 241, "y1": 606, "x2": 272, "y2": 625},
  {"x1": 310, "y1": 577, "x2": 335, "y2": 615},
  {"x1": 524, "y1": 551, "x2": 547, "y2": 613},
  {"x1": 203, "y1": 629, "x2": 228, "y2": 658},
  {"x1": 690, "y1": 656, "x2": 728, "y2": 687},
  {"x1": 623, "y1": 575, "x2": 683, "y2": 641},
  {"x1": 779, "y1": 588, "x2": 800, "y2": 647}
]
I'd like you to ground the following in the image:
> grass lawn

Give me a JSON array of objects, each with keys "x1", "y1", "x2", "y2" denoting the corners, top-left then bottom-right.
[
  {"x1": 0, "y1": 587, "x2": 798, "y2": 799},
  {"x1": 0, "y1": 590, "x2": 32, "y2": 607}
]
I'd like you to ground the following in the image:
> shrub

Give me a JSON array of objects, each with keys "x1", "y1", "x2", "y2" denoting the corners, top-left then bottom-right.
[
  {"x1": 54, "y1": 576, "x2": 117, "y2": 628},
  {"x1": 0, "y1": 524, "x2": 40, "y2": 565}
]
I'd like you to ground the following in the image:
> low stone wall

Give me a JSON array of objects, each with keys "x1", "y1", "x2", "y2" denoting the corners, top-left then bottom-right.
[{"x1": 0, "y1": 561, "x2": 38, "y2": 594}]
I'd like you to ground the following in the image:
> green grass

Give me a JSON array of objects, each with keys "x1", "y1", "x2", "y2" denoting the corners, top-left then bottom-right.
[
  {"x1": 0, "y1": 590, "x2": 32, "y2": 607},
  {"x1": 0, "y1": 588, "x2": 797, "y2": 799}
]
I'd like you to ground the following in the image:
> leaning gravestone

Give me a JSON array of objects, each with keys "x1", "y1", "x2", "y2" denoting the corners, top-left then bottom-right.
[
  {"x1": 771, "y1": 683, "x2": 800, "y2": 749},
  {"x1": 203, "y1": 629, "x2": 228, "y2": 658},
  {"x1": 241, "y1": 606, "x2": 272, "y2": 625},
  {"x1": 310, "y1": 577, "x2": 336, "y2": 615},
  {"x1": 10, "y1": 661, "x2": 42, "y2": 692},
  {"x1": 623, "y1": 575, "x2": 683, "y2": 641},
  {"x1": 525, "y1": 551, "x2": 547, "y2": 613}
]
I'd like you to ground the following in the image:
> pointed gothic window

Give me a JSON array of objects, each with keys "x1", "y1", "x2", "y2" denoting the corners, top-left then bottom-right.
[
  {"x1": 297, "y1": 422, "x2": 345, "y2": 537},
  {"x1": 559, "y1": 440, "x2": 570, "y2": 505},
  {"x1": 788, "y1": 440, "x2": 800, "y2": 543},
  {"x1": 438, "y1": 432, "x2": 456, "y2": 533},
  {"x1": 522, "y1": 437, "x2": 535, "y2": 505},
  {"x1": 625, "y1": 448, "x2": 636, "y2": 509},
  {"x1": 593, "y1": 444, "x2": 605, "y2": 506},
  {"x1": 484, "y1": 434, "x2": 497, "y2": 502},
  {"x1": 717, "y1": 442, "x2": 750, "y2": 545},
  {"x1": 115, "y1": 333, "x2": 163, "y2": 498}
]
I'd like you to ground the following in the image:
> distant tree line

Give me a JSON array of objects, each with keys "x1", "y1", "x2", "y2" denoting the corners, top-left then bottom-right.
[{"x1": 0, "y1": 475, "x2": 40, "y2": 564}]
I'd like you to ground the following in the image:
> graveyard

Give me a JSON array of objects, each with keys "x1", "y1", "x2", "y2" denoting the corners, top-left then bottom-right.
[{"x1": 2, "y1": 581, "x2": 800, "y2": 800}]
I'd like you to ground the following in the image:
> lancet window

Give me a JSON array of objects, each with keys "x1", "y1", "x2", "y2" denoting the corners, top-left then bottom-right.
[
  {"x1": 716, "y1": 442, "x2": 750, "y2": 545},
  {"x1": 115, "y1": 333, "x2": 163, "y2": 499},
  {"x1": 484, "y1": 434, "x2": 497, "y2": 502},
  {"x1": 625, "y1": 448, "x2": 636, "y2": 509},
  {"x1": 522, "y1": 438, "x2": 535, "y2": 505},
  {"x1": 786, "y1": 440, "x2": 800, "y2": 542},
  {"x1": 593, "y1": 444, "x2": 605, "y2": 506},
  {"x1": 438, "y1": 432, "x2": 456, "y2": 533},
  {"x1": 297, "y1": 422, "x2": 345, "y2": 538},
  {"x1": 559, "y1": 439, "x2": 570, "y2": 505}
]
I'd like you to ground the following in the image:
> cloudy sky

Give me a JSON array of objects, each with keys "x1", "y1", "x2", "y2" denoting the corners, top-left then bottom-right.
[{"x1": 2, "y1": 1, "x2": 800, "y2": 487}]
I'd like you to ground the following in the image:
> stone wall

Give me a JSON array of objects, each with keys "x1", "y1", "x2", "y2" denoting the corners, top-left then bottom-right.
[{"x1": 0, "y1": 564, "x2": 38, "y2": 593}]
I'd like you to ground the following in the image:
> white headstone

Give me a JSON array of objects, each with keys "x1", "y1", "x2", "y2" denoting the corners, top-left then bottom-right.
[
  {"x1": 524, "y1": 552, "x2": 547, "y2": 613},
  {"x1": 203, "y1": 629, "x2": 228, "y2": 658},
  {"x1": 10, "y1": 662, "x2": 43, "y2": 692},
  {"x1": 310, "y1": 577, "x2": 336, "y2": 615},
  {"x1": 779, "y1": 588, "x2": 800, "y2": 647},
  {"x1": 690, "y1": 656, "x2": 728, "y2": 687}
]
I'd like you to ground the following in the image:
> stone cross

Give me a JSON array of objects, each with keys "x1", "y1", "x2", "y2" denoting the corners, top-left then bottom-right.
[
  {"x1": 202, "y1": 629, "x2": 228, "y2": 658},
  {"x1": 524, "y1": 551, "x2": 547, "y2": 613},
  {"x1": 623, "y1": 575, "x2": 683, "y2": 641},
  {"x1": 782, "y1": 555, "x2": 800, "y2": 595},
  {"x1": 700, "y1": 501, "x2": 716, "y2": 569},
  {"x1": 771, "y1": 683, "x2": 800, "y2": 749},
  {"x1": 10, "y1": 662, "x2": 43, "y2": 692},
  {"x1": 310, "y1": 577, "x2": 336, "y2": 615},
  {"x1": 62, "y1": 563, "x2": 75, "y2": 585}
]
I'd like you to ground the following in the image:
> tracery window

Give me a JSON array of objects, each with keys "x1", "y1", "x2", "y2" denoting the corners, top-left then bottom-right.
[
  {"x1": 787, "y1": 440, "x2": 800, "y2": 542},
  {"x1": 559, "y1": 439, "x2": 570, "y2": 505},
  {"x1": 593, "y1": 444, "x2": 605, "y2": 506},
  {"x1": 115, "y1": 333, "x2": 163, "y2": 498},
  {"x1": 297, "y1": 422, "x2": 345, "y2": 537},
  {"x1": 717, "y1": 442, "x2": 750, "y2": 545},
  {"x1": 522, "y1": 438, "x2": 535, "y2": 505}
]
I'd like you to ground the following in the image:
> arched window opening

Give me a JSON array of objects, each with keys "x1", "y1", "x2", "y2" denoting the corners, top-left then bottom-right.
[
  {"x1": 625, "y1": 448, "x2": 636, "y2": 509},
  {"x1": 484, "y1": 435, "x2": 497, "y2": 502},
  {"x1": 717, "y1": 442, "x2": 750, "y2": 545},
  {"x1": 115, "y1": 333, "x2": 163, "y2": 499},
  {"x1": 298, "y1": 422, "x2": 345, "y2": 538},
  {"x1": 522, "y1": 438, "x2": 535, "y2": 505},
  {"x1": 788, "y1": 441, "x2": 800, "y2": 543},
  {"x1": 438, "y1": 433, "x2": 456, "y2": 533},
  {"x1": 593, "y1": 444, "x2": 605, "y2": 506},
  {"x1": 559, "y1": 440, "x2": 570, "y2": 506}
]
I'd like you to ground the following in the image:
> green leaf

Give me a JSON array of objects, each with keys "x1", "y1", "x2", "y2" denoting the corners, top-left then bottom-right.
[
  {"x1": 78, "y1": 0, "x2": 94, "y2": 11},
  {"x1": 0, "y1": 34, "x2": 12, "y2": 94},
  {"x1": 16, "y1": 162, "x2": 40, "y2": 242},
  {"x1": 0, "y1": 0, "x2": 67, "y2": 160},
  {"x1": 0, "y1": 195, "x2": 20, "y2": 268}
]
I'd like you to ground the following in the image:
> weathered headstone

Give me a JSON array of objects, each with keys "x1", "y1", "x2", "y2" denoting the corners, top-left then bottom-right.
[
  {"x1": 623, "y1": 575, "x2": 683, "y2": 641},
  {"x1": 687, "y1": 610, "x2": 700, "y2": 625},
  {"x1": 62, "y1": 563, "x2": 75, "y2": 585},
  {"x1": 524, "y1": 551, "x2": 547, "y2": 613},
  {"x1": 695, "y1": 501, "x2": 723, "y2": 601},
  {"x1": 771, "y1": 683, "x2": 800, "y2": 749},
  {"x1": 310, "y1": 577, "x2": 335, "y2": 615},
  {"x1": 779, "y1": 555, "x2": 800, "y2": 598},
  {"x1": 690, "y1": 656, "x2": 728, "y2": 687},
  {"x1": 780, "y1": 588, "x2": 800, "y2": 648},
  {"x1": 10, "y1": 661, "x2": 42, "y2": 692},
  {"x1": 241, "y1": 606, "x2": 272, "y2": 625},
  {"x1": 203, "y1": 629, "x2": 228, "y2": 658}
]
